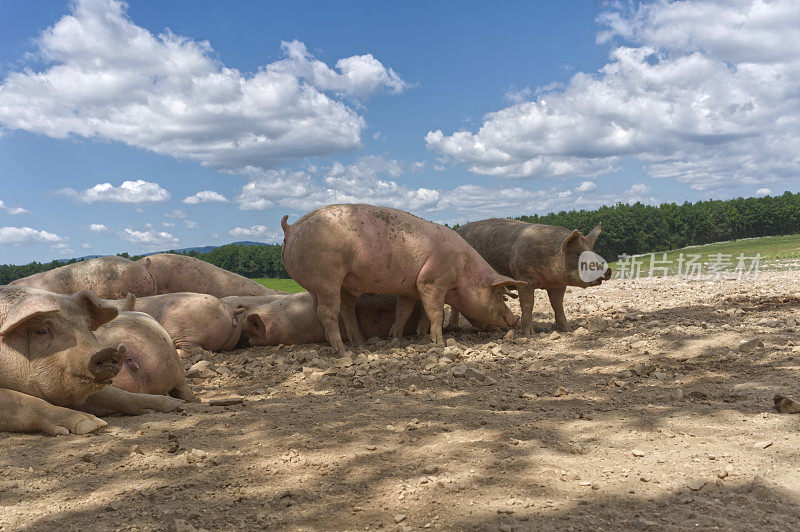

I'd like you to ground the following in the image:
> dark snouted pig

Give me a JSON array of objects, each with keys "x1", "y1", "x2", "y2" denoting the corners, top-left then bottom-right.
[
  {"x1": 454, "y1": 219, "x2": 611, "y2": 334},
  {"x1": 281, "y1": 204, "x2": 525, "y2": 353},
  {"x1": 140, "y1": 254, "x2": 282, "y2": 298},
  {"x1": 240, "y1": 293, "x2": 420, "y2": 346},
  {"x1": 0, "y1": 286, "x2": 181, "y2": 435},
  {"x1": 11, "y1": 256, "x2": 157, "y2": 299}
]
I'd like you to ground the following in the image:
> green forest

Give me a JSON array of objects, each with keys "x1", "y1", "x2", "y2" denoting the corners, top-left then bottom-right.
[{"x1": 2, "y1": 191, "x2": 799, "y2": 283}]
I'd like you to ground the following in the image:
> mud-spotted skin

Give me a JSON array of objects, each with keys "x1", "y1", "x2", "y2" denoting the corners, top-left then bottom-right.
[
  {"x1": 242, "y1": 293, "x2": 421, "y2": 346},
  {"x1": 10, "y1": 256, "x2": 157, "y2": 299},
  {"x1": 281, "y1": 204, "x2": 525, "y2": 353},
  {"x1": 141, "y1": 254, "x2": 280, "y2": 298},
  {"x1": 0, "y1": 286, "x2": 181, "y2": 435},
  {"x1": 454, "y1": 219, "x2": 611, "y2": 334},
  {"x1": 94, "y1": 311, "x2": 195, "y2": 410},
  {"x1": 105, "y1": 292, "x2": 243, "y2": 359}
]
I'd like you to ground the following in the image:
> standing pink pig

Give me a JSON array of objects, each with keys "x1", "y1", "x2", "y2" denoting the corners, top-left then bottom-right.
[{"x1": 281, "y1": 204, "x2": 525, "y2": 353}]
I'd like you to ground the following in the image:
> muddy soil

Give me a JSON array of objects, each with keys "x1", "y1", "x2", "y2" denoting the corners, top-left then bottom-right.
[{"x1": 2, "y1": 271, "x2": 800, "y2": 531}]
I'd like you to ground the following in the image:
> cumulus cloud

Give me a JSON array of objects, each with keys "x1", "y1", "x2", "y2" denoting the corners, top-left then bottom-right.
[
  {"x1": 0, "y1": 226, "x2": 62, "y2": 244},
  {"x1": 182, "y1": 190, "x2": 228, "y2": 204},
  {"x1": 575, "y1": 181, "x2": 598, "y2": 192},
  {"x1": 755, "y1": 187, "x2": 772, "y2": 196},
  {"x1": 235, "y1": 156, "x2": 440, "y2": 212},
  {"x1": 426, "y1": 0, "x2": 800, "y2": 190},
  {"x1": 0, "y1": 0, "x2": 407, "y2": 171},
  {"x1": 88, "y1": 223, "x2": 109, "y2": 233},
  {"x1": 0, "y1": 200, "x2": 28, "y2": 215},
  {"x1": 119, "y1": 228, "x2": 178, "y2": 247},
  {"x1": 58, "y1": 180, "x2": 170, "y2": 203},
  {"x1": 229, "y1": 225, "x2": 281, "y2": 240},
  {"x1": 164, "y1": 209, "x2": 186, "y2": 219}
]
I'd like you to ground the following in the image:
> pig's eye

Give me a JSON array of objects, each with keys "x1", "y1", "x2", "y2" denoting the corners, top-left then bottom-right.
[{"x1": 35, "y1": 327, "x2": 51, "y2": 336}]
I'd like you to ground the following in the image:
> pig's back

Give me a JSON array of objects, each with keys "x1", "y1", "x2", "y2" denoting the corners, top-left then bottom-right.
[{"x1": 456, "y1": 219, "x2": 530, "y2": 277}]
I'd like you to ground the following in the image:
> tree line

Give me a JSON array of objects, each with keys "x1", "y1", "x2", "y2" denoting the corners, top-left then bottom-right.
[{"x1": 1, "y1": 191, "x2": 799, "y2": 283}]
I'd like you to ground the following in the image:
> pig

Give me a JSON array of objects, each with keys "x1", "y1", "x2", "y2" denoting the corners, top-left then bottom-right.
[
  {"x1": 241, "y1": 293, "x2": 421, "y2": 346},
  {"x1": 11, "y1": 256, "x2": 157, "y2": 299},
  {"x1": 452, "y1": 219, "x2": 612, "y2": 335},
  {"x1": 220, "y1": 293, "x2": 290, "y2": 315},
  {"x1": 0, "y1": 286, "x2": 182, "y2": 435},
  {"x1": 94, "y1": 311, "x2": 195, "y2": 409},
  {"x1": 105, "y1": 292, "x2": 243, "y2": 359},
  {"x1": 140, "y1": 253, "x2": 282, "y2": 298},
  {"x1": 281, "y1": 204, "x2": 526, "y2": 353}
]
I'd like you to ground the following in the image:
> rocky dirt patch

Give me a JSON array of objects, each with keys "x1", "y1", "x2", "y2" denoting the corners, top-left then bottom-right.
[{"x1": 2, "y1": 271, "x2": 800, "y2": 531}]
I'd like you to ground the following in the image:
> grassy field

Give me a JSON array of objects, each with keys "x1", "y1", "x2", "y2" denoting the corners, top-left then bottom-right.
[
  {"x1": 606, "y1": 233, "x2": 800, "y2": 277},
  {"x1": 253, "y1": 277, "x2": 306, "y2": 292}
]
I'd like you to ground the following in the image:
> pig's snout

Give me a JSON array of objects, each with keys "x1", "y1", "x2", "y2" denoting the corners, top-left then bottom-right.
[
  {"x1": 507, "y1": 314, "x2": 520, "y2": 328},
  {"x1": 89, "y1": 345, "x2": 123, "y2": 383}
]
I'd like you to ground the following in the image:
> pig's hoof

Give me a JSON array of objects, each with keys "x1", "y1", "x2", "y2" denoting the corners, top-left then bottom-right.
[
  {"x1": 149, "y1": 395, "x2": 184, "y2": 413},
  {"x1": 555, "y1": 324, "x2": 573, "y2": 333},
  {"x1": 521, "y1": 324, "x2": 535, "y2": 336},
  {"x1": 44, "y1": 410, "x2": 107, "y2": 436}
]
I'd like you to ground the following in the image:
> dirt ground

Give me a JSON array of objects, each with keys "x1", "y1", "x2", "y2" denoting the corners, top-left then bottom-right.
[{"x1": 2, "y1": 271, "x2": 800, "y2": 531}]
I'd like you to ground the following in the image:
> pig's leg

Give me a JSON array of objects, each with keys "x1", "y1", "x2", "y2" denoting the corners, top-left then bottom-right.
[
  {"x1": 170, "y1": 381, "x2": 197, "y2": 402},
  {"x1": 416, "y1": 313, "x2": 430, "y2": 336},
  {"x1": 418, "y1": 288, "x2": 446, "y2": 345},
  {"x1": 339, "y1": 289, "x2": 364, "y2": 346},
  {"x1": 314, "y1": 289, "x2": 347, "y2": 354},
  {"x1": 78, "y1": 386, "x2": 184, "y2": 417},
  {"x1": 518, "y1": 283, "x2": 536, "y2": 336},
  {"x1": 0, "y1": 388, "x2": 107, "y2": 435},
  {"x1": 447, "y1": 308, "x2": 460, "y2": 329},
  {"x1": 390, "y1": 296, "x2": 417, "y2": 338},
  {"x1": 546, "y1": 287, "x2": 572, "y2": 332}
]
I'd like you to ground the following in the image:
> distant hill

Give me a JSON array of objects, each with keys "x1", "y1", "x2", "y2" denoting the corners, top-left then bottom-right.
[{"x1": 60, "y1": 241, "x2": 268, "y2": 262}]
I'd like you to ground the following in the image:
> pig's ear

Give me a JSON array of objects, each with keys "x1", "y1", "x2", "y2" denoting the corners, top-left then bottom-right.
[
  {"x1": 72, "y1": 290, "x2": 118, "y2": 330},
  {"x1": 233, "y1": 306, "x2": 246, "y2": 316},
  {"x1": 246, "y1": 313, "x2": 264, "y2": 332},
  {"x1": 560, "y1": 229, "x2": 582, "y2": 253},
  {"x1": 490, "y1": 276, "x2": 527, "y2": 290},
  {"x1": 0, "y1": 295, "x2": 60, "y2": 335},
  {"x1": 144, "y1": 257, "x2": 152, "y2": 270},
  {"x1": 586, "y1": 222, "x2": 601, "y2": 247}
]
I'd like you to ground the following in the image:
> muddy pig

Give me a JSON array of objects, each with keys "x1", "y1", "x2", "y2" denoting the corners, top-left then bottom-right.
[
  {"x1": 241, "y1": 293, "x2": 421, "y2": 346},
  {"x1": 141, "y1": 254, "x2": 281, "y2": 297},
  {"x1": 94, "y1": 311, "x2": 195, "y2": 411},
  {"x1": 11, "y1": 256, "x2": 157, "y2": 299},
  {"x1": 453, "y1": 219, "x2": 611, "y2": 334},
  {"x1": 106, "y1": 292, "x2": 243, "y2": 359},
  {"x1": 0, "y1": 286, "x2": 182, "y2": 435},
  {"x1": 281, "y1": 204, "x2": 525, "y2": 353}
]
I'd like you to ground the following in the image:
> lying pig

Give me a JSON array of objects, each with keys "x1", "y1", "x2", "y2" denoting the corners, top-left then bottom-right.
[
  {"x1": 241, "y1": 293, "x2": 420, "y2": 346},
  {"x1": 141, "y1": 253, "x2": 281, "y2": 298},
  {"x1": 11, "y1": 256, "x2": 157, "y2": 299},
  {"x1": 453, "y1": 219, "x2": 611, "y2": 334},
  {"x1": 281, "y1": 204, "x2": 525, "y2": 353},
  {"x1": 94, "y1": 311, "x2": 195, "y2": 409},
  {"x1": 106, "y1": 292, "x2": 243, "y2": 359},
  {"x1": 220, "y1": 293, "x2": 289, "y2": 314},
  {"x1": 0, "y1": 286, "x2": 182, "y2": 435}
]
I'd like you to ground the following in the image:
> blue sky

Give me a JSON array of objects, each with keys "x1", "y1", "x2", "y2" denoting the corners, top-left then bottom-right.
[{"x1": 1, "y1": 0, "x2": 799, "y2": 265}]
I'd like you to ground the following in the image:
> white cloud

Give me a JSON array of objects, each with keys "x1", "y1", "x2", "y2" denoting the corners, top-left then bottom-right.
[
  {"x1": 119, "y1": 228, "x2": 178, "y2": 247},
  {"x1": 0, "y1": 0, "x2": 407, "y2": 171},
  {"x1": 182, "y1": 190, "x2": 228, "y2": 204},
  {"x1": 755, "y1": 187, "x2": 772, "y2": 196},
  {"x1": 89, "y1": 223, "x2": 109, "y2": 233},
  {"x1": 164, "y1": 209, "x2": 186, "y2": 219},
  {"x1": 503, "y1": 86, "x2": 532, "y2": 105},
  {"x1": 235, "y1": 156, "x2": 440, "y2": 212},
  {"x1": 229, "y1": 225, "x2": 280, "y2": 240},
  {"x1": 426, "y1": 0, "x2": 800, "y2": 190},
  {"x1": 0, "y1": 200, "x2": 28, "y2": 215},
  {"x1": 51, "y1": 242, "x2": 74, "y2": 255},
  {"x1": 162, "y1": 222, "x2": 174, "y2": 228},
  {"x1": 58, "y1": 180, "x2": 170, "y2": 203},
  {"x1": 185, "y1": 220, "x2": 199, "y2": 229},
  {"x1": 0, "y1": 226, "x2": 62, "y2": 244},
  {"x1": 81, "y1": 243, "x2": 91, "y2": 249},
  {"x1": 575, "y1": 181, "x2": 597, "y2": 192}
]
